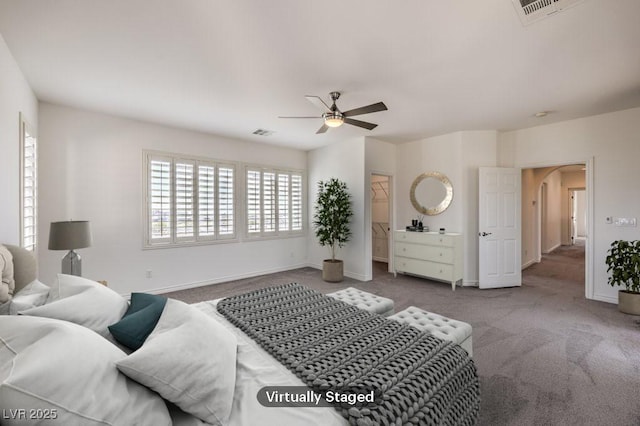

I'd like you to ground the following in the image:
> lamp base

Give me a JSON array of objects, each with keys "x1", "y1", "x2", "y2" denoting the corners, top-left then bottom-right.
[{"x1": 62, "y1": 250, "x2": 82, "y2": 276}]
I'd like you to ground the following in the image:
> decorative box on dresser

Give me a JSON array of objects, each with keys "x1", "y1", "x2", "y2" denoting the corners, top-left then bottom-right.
[{"x1": 394, "y1": 230, "x2": 463, "y2": 290}]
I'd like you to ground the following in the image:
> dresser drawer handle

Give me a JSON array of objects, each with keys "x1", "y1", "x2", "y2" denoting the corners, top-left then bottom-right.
[{"x1": 439, "y1": 252, "x2": 443, "y2": 257}]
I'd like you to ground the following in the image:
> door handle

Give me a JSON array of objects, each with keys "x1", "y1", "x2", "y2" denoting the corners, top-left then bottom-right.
[{"x1": 479, "y1": 232, "x2": 493, "y2": 237}]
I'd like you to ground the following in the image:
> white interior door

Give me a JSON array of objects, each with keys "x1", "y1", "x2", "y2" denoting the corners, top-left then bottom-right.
[{"x1": 479, "y1": 167, "x2": 522, "y2": 288}]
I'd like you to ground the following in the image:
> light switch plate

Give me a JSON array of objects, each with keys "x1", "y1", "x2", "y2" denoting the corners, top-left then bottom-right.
[{"x1": 614, "y1": 217, "x2": 637, "y2": 227}]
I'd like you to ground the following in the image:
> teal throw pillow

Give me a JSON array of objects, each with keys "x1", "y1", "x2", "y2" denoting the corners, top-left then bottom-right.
[{"x1": 108, "y1": 293, "x2": 167, "y2": 350}]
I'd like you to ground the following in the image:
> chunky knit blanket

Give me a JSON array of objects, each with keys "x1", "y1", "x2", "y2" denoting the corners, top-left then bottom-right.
[{"x1": 217, "y1": 283, "x2": 480, "y2": 425}]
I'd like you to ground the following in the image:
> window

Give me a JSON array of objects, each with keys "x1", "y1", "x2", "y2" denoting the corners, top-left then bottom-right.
[
  {"x1": 20, "y1": 113, "x2": 37, "y2": 251},
  {"x1": 246, "y1": 167, "x2": 304, "y2": 237},
  {"x1": 145, "y1": 151, "x2": 235, "y2": 247}
]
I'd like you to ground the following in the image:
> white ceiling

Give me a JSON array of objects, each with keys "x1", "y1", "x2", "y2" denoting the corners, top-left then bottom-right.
[{"x1": 1, "y1": 0, "x2": 639, "y2": 151}]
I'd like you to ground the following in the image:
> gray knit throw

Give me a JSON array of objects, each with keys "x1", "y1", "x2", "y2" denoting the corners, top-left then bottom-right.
[{"x1": 217, "y1": 283, "x2": 480, "y2": 425}]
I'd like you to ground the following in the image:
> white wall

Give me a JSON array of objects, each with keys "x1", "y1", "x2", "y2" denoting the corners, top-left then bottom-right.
[
  {"x1": 561, "y1": 170, "x2": 586, "y2": 244},
  {"x1": 521, "y1": 168, "x2": 538, "y2": 268},
  {"x1": 38, "y1": 103, "x2": 308, "y2": 295},
  {"x1": 0, "y1": 34, "x2": 38, "y2": 245},
  {"x1": 541, "y1": 170, "x2": 562, "y2": 253},
  {"x1": 307, "y1": 137, "x2": 367, "y2": 280},
  {"x1": 397, "y1": 132, "x2": 464, "y2": 233},
  {"x1": 396, "y1": 131, "x2": 497, "y2": 285},
  {"x1": 499, "y1": 107, "x2": 640, "y2": 303},
  {"x1": 574, "y1": 190, "x2": 587, "y2": 238}
]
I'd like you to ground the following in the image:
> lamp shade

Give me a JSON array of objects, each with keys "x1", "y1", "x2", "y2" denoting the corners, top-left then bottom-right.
[{"x1": 48, "y1": 221, "x2": 92, "y2": 250}]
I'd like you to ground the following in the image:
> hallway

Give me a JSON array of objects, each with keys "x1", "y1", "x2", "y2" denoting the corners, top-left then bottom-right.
[{"x1": 523, "y1": 243, "x2": 585, "y2": 291}]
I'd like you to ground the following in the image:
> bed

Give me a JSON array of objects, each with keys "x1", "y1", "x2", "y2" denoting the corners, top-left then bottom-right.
[{"x1": 1, "y1": 244, "x2": 480, "y2": 425}]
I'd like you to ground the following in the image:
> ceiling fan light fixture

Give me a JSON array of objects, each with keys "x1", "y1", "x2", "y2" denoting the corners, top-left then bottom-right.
[{"x1": 323, "y1": 111, "x2": 344, "y2": 128}]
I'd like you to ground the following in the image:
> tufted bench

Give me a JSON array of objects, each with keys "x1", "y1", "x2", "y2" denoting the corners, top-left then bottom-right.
[
  {"x1": 388, "y1": 306, "x2": 473, "y2": 356},
  {"x1": 326, "y1": 287, "x2": 395, "y2": 317}
]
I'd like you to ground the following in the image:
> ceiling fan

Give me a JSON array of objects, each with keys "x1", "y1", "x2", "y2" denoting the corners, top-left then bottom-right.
[{"x1": 279, "y1": 91, "x2": 388, "y2": 134}]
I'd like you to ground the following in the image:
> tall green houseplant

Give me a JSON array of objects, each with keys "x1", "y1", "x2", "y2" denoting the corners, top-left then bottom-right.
[
  {"x1": 314, "y1": 178, "x2": 353, "y2": 282},
  {"x1": 605, "y1": 240, "x2": 640, "y2": 315}
]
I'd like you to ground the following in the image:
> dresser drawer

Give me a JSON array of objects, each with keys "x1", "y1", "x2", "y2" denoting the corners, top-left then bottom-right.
[
  {"x1": 395, "y1": 231, "x2": 454, "y2": 247},
  {"x1": 395, "y1": 257, "x2": 454, "y2": 281},
  {"x1": 395, "y1": 242, "x2": 454, "y2": 263},
  {"x1": 393, "y1": 230, "x2": 462, "y2": 290}
]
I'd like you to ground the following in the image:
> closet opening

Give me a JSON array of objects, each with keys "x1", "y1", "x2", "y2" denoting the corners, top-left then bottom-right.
[{"x1": 371, "y1": 174, "x2": 391, "y2": 278}]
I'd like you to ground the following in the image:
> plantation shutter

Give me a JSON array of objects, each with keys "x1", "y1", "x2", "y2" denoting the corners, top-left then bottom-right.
[
  {"x1": 175, "y1": 161, "x2": 195, "y2": 240},
  {"x1": 218, "y1": 165, "x2": 235, "y2": 237},
  {"x1": 149, "y1": 157, "x2": 172, "y2": 243},
  {"x1": 146, "y1": 152, "x2": 236, "y2": 246},
  {"x1": 198, "y1": 164, "x2": 215, "y2": 238},
  {"x1": 245, "y1": 167, "x2": 304, "y2": 237},
  {"x1": 21, "y1": 123, "x2": 37, "y2": 251},
  {"x1": 247, "y1": 170, "x2": 261, "y2": 233},
  {"x1": 278, "y1": 174, "x2": 290, "y2": 231},
  {"x1": 263, "y1": 172, "x2": 276, "y2": 233},
  {"x1": 291, "y1": 173, "x2": 303, "y2": 231}
]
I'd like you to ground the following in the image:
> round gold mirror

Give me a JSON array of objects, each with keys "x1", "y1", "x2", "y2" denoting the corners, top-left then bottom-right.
[{"x1": 410, "y1": 171, "x2": 453, "y2": 215}]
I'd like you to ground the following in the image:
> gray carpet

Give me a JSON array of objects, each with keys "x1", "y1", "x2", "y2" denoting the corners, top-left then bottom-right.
[{"x1": 164, "y1": 245, "x2": 640, "y2": 425}]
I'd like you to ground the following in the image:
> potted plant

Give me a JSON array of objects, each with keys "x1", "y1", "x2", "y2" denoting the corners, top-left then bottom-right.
[
  {"x1": 313, "y1": 178, "x2": 353, "y2": 282},
  {"x1": 605, "y1": 240, "x2": 640, "y2": 315}
]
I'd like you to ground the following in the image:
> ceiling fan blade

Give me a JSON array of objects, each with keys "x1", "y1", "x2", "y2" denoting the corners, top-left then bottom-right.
[
  {"x1": 343, "y1": 102, "x2": 388, "y2": 117},
  {"x1": 344, "y1": 117, "x2": 378, "y2": 130},
  {"x1": 278, "y1": 116, "x2": 320, "y2": 119},
  {"x1": 316, "y1": 124, "x2": 329, "y2": 134},
  {"x1": 305, "y1": 95, "x2": 331, "y2": 112}
]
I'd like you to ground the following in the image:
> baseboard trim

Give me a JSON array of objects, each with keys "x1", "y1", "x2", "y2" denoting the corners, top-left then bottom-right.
[
  {"x1": 129, "y1": 262, "x2": 310, "y2": 297},
  {"x1": 543, "y1": 243, "x2": 562, "y2": 254},
  {"x1": 521, "y1": 258, "x2": 539, "y2": 270},
  {"x1": 592, "y1": 293, "x2": 617, "y2": 304},
  {"x1": 345, "y1": 270, "x2": 368, "y2": 281},
  {"x1": 306, "y1": 262, "x2": 368, "y2": 282}
]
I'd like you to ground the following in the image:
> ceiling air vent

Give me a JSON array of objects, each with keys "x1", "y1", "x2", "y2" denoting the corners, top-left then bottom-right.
[
  {"x1": 512, "y1": 0, "x2": 585, "y2": 25},
  {"x1": 252, "y1": 129, "x2": 274, "y2": 136}
]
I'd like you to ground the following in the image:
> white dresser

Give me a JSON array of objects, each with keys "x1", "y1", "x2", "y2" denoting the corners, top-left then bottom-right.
[{"x1": 394, "y1": 230, "x2": 463, "y2": 290}]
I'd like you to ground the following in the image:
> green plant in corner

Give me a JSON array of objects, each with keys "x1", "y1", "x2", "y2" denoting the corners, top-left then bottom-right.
[
  {"x1": 606, "y1": 240, "x2": 640, "y2": 292},
  {"x1": 314, "y1": 178, "x2": 353, "y2": 260},
  {"x1": 605, "y1": 240, "x2": 640, "y2": 315},
  {"x1": 313, "y1": 178, "x2": 353, "y2": 282}
]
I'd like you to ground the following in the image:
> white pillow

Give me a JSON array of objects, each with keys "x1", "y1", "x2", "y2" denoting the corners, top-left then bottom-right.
[
  {"x1": 0, "y1": 315, "x2": 172, "y2": 425},
  {"x1": 19, "y1": 274, "x2": 128, "y2": 338},
  {"x1": 116, "y1": 299, "x2": 237, "y2": 425},
  {"x1": 0, "y1": 279, "x2": 50, "y2": 315}
]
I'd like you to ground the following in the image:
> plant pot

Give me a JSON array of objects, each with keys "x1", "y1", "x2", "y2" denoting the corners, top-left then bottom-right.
[
  {"x1": 322, "y1": 259, "x2": 344, "y2": 283},
  {"x1": 618, "y1": 290, "x2": 640, "y2": 315}
]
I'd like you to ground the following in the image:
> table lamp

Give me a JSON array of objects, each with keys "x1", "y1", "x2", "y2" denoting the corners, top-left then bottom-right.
[{"x1": 48, "y1": 220, "x2": 92, "y2": 276}]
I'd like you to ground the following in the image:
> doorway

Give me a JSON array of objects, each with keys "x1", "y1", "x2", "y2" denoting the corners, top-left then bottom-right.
[
  {"x1": 371, "y1": 174, "x2": 391, "y2": 277},
  {"x1": 521, "y1": 163, "x2": 590, "y2": 297},
  {"x1": 570, "y1": 189, "x2": 586, "y2": 245}
]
